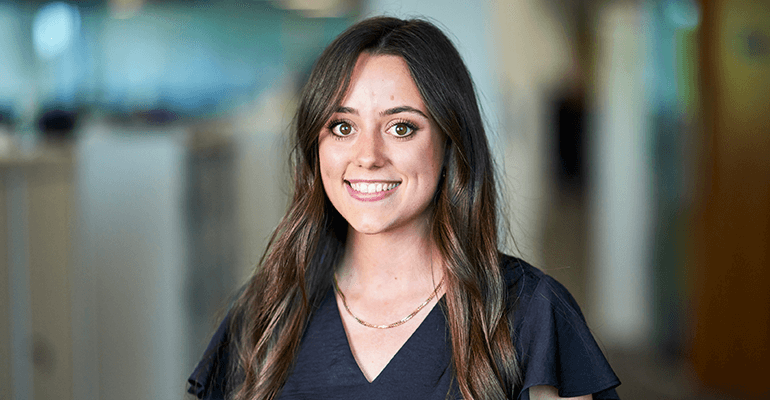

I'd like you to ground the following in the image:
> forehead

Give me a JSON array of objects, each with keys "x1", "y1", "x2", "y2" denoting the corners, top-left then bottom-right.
[{"x1": 340, "y1": 53, "x2": 426, "y2": 109}]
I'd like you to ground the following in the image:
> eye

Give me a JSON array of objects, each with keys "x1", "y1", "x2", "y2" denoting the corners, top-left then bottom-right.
[
  {"x1": 330, "y1": 121, "x2": 354, "y2": 137},
  {"x1": 389, "y1": 122, "x2": 416, "y2": 138}
]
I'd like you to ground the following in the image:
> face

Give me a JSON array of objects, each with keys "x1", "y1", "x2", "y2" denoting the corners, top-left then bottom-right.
[{"x1": 318, "y1": 53, "x2": 445, "y2": 236}]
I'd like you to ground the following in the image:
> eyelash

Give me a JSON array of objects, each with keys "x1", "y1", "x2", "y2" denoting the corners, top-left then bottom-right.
[
  {"x1": 327, "y1": 119, "x2": 352, "y2": 140},
  {"x1": 326, "y1": 119, "x2": 420, "y2": 140},
  {"x1": 388, "y1": 120, "x2": 419, "y2": 140}
]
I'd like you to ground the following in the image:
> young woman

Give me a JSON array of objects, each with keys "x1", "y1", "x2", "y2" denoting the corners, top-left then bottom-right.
[{"x1": 188, "y1": 17, "x2": 620, "y2": 400}]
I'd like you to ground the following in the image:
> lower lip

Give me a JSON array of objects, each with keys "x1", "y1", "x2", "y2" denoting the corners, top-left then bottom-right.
[{"x1": 345, "y1": 183, "x2": 399, "y2": 202}]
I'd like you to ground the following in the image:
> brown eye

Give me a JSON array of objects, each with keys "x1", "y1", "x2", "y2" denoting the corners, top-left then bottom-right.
[
  {"x1": 391, "y1": 122, "x2": 415, "y2": 137},
  {"x1": 331, "y1": 122, "x2": 353, "y2": 136}
]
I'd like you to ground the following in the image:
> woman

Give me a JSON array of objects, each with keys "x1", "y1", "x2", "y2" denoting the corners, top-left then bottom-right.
[{"x1": 188, "y1": 17, "x2": 620, "y2": 400}]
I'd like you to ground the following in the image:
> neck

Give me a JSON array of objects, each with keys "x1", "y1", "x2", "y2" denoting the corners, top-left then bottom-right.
[{"x1": 336, "y1": 222, "x2": 443, "y2": 295}]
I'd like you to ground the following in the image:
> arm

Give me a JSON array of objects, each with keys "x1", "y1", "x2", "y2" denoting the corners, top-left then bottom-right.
[{"x1": 529, "y1": 385, "x2": 592, "y2": 400}]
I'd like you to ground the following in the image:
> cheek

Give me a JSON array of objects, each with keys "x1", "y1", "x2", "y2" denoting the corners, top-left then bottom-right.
[
  {"x1": 318, "y1": 141, "x2": 340, "y2": 190},
  {"x1": 428, "y1": 137, "x2": 446, "y2": 180},
  {"x1": 318, "y1": 139, "x2": 331, "y2": 174}
]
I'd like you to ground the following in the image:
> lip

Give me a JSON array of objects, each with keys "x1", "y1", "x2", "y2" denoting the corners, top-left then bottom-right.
[{"x1": 345, "y1": 179, "x2": 400, "y2": 202}]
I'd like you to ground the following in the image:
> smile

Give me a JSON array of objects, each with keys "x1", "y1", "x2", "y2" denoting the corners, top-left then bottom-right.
[{"x1": 347, "y1": 181, "x2": 400, "y2": 194}]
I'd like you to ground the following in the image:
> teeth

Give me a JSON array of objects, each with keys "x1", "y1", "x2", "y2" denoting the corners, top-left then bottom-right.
[{"x1": 349, "y1": 182, "x2": 399, "y2": 193}]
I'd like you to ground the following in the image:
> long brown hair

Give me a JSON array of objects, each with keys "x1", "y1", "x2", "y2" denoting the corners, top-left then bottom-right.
[{"x1": 228, "y1": 16, "x2": 519, "y2": 400}]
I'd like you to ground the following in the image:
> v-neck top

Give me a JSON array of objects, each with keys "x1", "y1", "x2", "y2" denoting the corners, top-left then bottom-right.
[
  {"x1": 277, "y1": 287, "x2": 456, "y2": 399},
  {"x1": 188, "y1": 256, "x2": 621, "y2": 400}
]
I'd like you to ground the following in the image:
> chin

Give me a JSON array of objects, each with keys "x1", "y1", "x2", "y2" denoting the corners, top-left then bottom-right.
[{"x1": 348, "y1": 221, "x2": 390, "y2": 235}]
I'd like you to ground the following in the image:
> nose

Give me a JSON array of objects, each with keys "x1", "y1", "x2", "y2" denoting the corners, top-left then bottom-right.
[{"x1": 354, "y1": 129, "x2": 386, "y2": 169}]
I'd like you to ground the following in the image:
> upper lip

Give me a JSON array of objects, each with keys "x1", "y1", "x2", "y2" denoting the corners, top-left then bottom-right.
[{"x1": 345, "y1": 179, "x2": 401, "y2": 184}]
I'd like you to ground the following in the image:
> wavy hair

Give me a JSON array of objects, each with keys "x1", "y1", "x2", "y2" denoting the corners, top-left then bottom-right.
[{"x1": 227, "y1": 16, "x2": 519, "y2": 400}]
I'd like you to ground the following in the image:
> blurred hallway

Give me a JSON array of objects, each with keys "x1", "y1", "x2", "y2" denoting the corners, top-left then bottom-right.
[{"x1": 2, "y1": 0, "x2": 769, "y2": 399}]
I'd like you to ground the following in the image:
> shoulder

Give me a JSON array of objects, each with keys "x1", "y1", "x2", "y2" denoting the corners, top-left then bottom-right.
[
  {"x1": 498, "y1": 254, "x2": 621, "y2": 400},
  {"x1": 499, "y1": 255, "x2": 585, "y2": 328}
]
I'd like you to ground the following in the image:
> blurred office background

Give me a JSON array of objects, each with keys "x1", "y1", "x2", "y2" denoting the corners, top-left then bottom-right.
[{"x1": 0, "y1": 0, "x2": 767, "y2": 399}]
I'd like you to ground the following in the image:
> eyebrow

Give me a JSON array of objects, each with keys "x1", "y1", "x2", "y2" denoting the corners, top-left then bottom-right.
[{"x1": 334, "y1": 106, "x2": 429, "y2": 119}]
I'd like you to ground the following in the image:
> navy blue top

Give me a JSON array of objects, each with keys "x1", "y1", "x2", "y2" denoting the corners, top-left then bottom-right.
[{"x1": 188, "y1": 256, "x2": 620, "y2": 399}]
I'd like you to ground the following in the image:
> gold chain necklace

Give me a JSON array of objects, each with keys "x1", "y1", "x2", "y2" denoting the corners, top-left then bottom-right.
[{"x1": 333, "y1": 275, "x2": 444, "y2": 329}]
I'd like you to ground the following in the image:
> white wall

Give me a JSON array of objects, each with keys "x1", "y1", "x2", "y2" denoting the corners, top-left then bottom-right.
[
  {"x1": 75, "y1": 123, "x2": 188, "y2": 400},
  {"x1": 589, "y1": 1, "x2": 653, "y2": 348}
]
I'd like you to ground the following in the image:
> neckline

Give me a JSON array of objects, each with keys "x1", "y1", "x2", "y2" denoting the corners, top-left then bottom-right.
[{"x1": 329, "y1": 287, "x2": 446, "y2": 384}]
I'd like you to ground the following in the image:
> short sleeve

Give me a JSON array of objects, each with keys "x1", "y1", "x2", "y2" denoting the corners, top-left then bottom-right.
[
  {"x1": 505, "y1": 257, "x2": 621, "y2": 399},
  {"x1": 188, "y1": 315, "x2": 232, "y2": 400}
]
